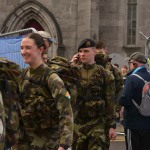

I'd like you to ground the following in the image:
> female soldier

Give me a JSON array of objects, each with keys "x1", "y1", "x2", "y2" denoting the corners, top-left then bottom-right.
[{"x1": 12, "y1": 33, "x2": 73, "y2": 150}]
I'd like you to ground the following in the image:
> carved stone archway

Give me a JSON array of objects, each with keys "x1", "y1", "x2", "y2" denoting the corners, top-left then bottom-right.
[{"x1": 1, "y1": 0, "x2": 64, "y2": 57}]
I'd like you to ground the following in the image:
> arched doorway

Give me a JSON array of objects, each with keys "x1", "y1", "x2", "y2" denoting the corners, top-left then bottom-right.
[
  {"x1": 23, "y1": 19, "x2": 44, "y2": 31},
  {"x1": 1, "y1": 0, "x2": 64, "y2": 57}
]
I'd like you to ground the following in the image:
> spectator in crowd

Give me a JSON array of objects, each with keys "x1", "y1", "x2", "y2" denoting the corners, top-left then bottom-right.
[
  {"x1": 119, "y1": 52, "x2": 150, "y2": 150},
  {"x1": 121, "y1": 65, "x2": 128, "y2": 84}
]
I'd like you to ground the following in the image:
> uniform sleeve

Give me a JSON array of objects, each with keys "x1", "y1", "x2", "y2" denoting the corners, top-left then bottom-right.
[
  {"x1": 112, "y1": 66, "x2": 124, "y2": 101},
  {"x1": 47, "y1": 73, "x2": 74, "y2": 147},
  {"x1": 112, "y1": 66, "x2": 124, "y2": 113},
  {"x1": 104, "y1": 70, "x2": 116, "y2": 127}
]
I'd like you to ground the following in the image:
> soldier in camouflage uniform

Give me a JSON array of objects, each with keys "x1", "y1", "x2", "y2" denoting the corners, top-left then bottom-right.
[
  {"x1": 0, "y1": 58, "x2": 21, "y2": 149},
  {"x1": 12, "y1": 33, "x2": 73, "y2": 150},
  {"x1": 46, "y1": 56, "x2": 77, "y2": 115},
  {"x1": 95, "y1": 41, "x2": 123, "y2": 147},
  {"x1": 42, "y1": 52, "x2": 48, "y2": 64},
  {"x1": 0, "y1": 89, "x2": 5, "y2": 150},
  {"x1": 37, "y1": 31, "x2": 54, "y2": 53},
  {"x1": 71, "y1": 38, "x2": 116, "y2": 150},
  {"x1": 95, "y1": 41, "x2": 123, "y2": 101}
]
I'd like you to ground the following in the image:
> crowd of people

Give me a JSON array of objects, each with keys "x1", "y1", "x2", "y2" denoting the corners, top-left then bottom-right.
[{"x1": 0, "y1": 31, "x2": 150, "y2": 150}]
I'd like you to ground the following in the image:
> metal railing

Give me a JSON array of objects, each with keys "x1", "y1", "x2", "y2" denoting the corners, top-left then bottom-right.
[
  {"x1": 0, "y1": 28, "x2": 37, "y2": 68},
  {"x1": 0, "y1": 28, "x2": 37, "y2": 38}
]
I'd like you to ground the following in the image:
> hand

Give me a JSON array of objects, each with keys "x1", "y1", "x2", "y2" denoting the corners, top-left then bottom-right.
[
  {"x1": 109, "y1": 128, "x2": 117, "y2": 140},
  {"x1": 70, "y1": 53, "x2": 80, "y2": 64},
  {"x1": 58, "y1": 147, "x2": 65, "y2": 150}
]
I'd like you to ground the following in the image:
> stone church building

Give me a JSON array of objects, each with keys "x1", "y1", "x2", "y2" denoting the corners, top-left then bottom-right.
[{"x1": 0, "y1": 0, "x2": 149, "y2": 66}]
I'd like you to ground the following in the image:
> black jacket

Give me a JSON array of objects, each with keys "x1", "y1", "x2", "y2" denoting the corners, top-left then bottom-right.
[{"x1": 119, "y1": 67, "x2": 150, "y2": 129}]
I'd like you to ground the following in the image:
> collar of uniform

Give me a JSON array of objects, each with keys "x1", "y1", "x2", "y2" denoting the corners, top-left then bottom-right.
[
  {"x1": 82, "y1": 63, "x2": 96, "y2": 69},
  {"x1": 29, "y1": 63, "x2": 45, "y2": 74}
]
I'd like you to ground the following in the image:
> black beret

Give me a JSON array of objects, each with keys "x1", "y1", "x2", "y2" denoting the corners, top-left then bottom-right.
[
  {"x1": 128, "y1": 52, "x2": 147, "y2": 64},
  {"x1": 78, "y1": 38, "x2": 96, "y2": 51}
]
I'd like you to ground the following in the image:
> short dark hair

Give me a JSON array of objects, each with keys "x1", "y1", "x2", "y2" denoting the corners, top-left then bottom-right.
[
  {"x1": 42, "y1": 52, "x2": 47, "y2": 56},
  {"x1": 25, "y1": 33, "x2": 46, "y2": 49},
  {"x1": 96, "y1": 41, "x2": 106, "y2": 49}
]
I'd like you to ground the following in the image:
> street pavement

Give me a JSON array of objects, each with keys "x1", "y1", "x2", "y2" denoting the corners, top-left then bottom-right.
[
  {"x1": 109, "y1": 124, "x2": 126, "y2": 150},
  {"x1": 110, "y1": 141, "x2": 125, "y2": 150}
]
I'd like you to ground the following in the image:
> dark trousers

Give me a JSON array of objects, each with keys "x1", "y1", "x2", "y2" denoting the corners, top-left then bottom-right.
[{"x1": 124, "y1": 128, "x2": 150, "y2": 150}]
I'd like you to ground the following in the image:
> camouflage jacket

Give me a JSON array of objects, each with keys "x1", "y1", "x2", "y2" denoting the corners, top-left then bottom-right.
[
  {"x1": 19, "y1": 63, "x2": 73, "y2": 148},
  {"x1": 0, "y1": 90, "x2": 5, "y2": 150},
  {"x1": 104, "y1": 62, "x2": 123, "y2": 101},
  {"x1": 0, "y1": 58, "x2": 21, "y2": 149},
  {"x1": 73, "y1": 63, "x2": 115, "y2": 127},
  {"x1": 47, "y1": 56, "x2": 78, "y2": 114}
]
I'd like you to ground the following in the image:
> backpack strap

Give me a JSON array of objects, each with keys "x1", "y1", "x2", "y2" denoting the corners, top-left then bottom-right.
[
  {"x1": 21, "y1": 67, "x2": 55, "y2": 89},
  {"x1": 132, "y1": 99, "x2": 140, "y2": 109},
  {"x1": 131, "y1": 74, "x2": 147, "y2": 109},
  {"x1": 132, "y1": 74, "x2": 147, "y2": 83}
]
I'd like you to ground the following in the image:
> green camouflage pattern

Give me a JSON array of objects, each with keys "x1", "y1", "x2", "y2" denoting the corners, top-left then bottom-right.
[
  {"x1": 0, "y1": 58, "x2": 21, "y2": 148},
  {"x1": 47, "y1": 56, "x2": 78, "y2": 113},
  {"x1": 0, "y1": 91, "x2": 5, "y2": 150},
  {"x1": 104, "y1": 62, "x2": 123, "y2": 101},
  {"x1": 72, "y1": 63, "x2": 115, "y2": 150},
  {"x1": 104, "y1": 62, "x2": 123, "y2": 146},
  {"x1": 73, "y1": 118, "x2": 109, "y2": 150},
  {"x1": 95, "y1": 54, "x2": 123, "y2": 147},
  {"x1": 95, "y1": 53, "x2": 123, "y2": 101},
  {"x1": 13, "y1": 63, "x2": 73, "y2": 150}
]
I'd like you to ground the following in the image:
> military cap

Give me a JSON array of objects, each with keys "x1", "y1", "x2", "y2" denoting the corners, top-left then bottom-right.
[
  {"x1": 128, "y1": 52, "x2": 147, "y2": 64},
  {"x1": 78, "y1": 38, "x2": 96, "y2": 51},
  {"x1": 37, "y1": 31, "x2": 55, "y2": 43}
]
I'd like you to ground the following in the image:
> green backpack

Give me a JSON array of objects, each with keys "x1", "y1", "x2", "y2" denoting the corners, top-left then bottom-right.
[
  {"x1": 0, "y1": 58, "x2": 21, "y2": 148},
  {"x1": 0, "y1": 90, "x2": 5, "y2": 150},
  {"x1": 47, "y1": 56, "x2": 78, "y2": 112}
]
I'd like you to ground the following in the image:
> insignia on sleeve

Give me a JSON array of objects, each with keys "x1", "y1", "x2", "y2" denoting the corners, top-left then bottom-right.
[{"x1": 65, "y1": 91, "x2": 71, "y2": 100}]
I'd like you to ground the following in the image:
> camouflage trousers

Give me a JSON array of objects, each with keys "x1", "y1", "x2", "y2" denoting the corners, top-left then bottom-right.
[
  {"x1": 72, "y1": 117, "x2": 109, "y2": 150},
  {"x1": 11, "y1": 127, "x2": 60, "y2": 150}
]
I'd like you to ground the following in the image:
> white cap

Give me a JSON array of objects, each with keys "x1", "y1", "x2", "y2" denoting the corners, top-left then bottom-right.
[{"x1": 37, "y1": 31, "x2": 55, "y2": 43}]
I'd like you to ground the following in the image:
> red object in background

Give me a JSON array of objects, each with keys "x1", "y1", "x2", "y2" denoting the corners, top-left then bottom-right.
[{"x1": 23, "y1": 19, "x2": 44, "y2": 31}]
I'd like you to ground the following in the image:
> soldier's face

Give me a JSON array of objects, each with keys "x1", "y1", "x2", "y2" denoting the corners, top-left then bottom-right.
[
  {"x1": 42, "y1": 53, "x2": 48, "y2": 64},
  {"x1": 95, "y1": 48, "x2": 106, "y2": 54},
  {"x1": 21, "y1": 37, "x2": 43, "y2": 66},
  {"x1": 43, "y1": 38, "x2": 51, "y2": 53},
  {"x1": 78, "y1": 47, "x2": 96, "y2": 64}
]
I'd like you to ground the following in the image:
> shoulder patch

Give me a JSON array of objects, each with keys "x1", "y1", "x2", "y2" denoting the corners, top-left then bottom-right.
[{"x1": 65, "y1": 91, "x2": 71, "y2": 100}]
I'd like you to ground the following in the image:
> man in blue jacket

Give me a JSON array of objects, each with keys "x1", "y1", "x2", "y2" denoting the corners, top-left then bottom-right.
[{"x1": 119, "y1": 52, "x2": 150, "y2": 150}]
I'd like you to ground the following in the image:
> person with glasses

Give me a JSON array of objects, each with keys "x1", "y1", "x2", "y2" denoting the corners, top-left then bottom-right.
[{"x1": 119, "y1": 52, "x2": 150, "y2": 150}]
